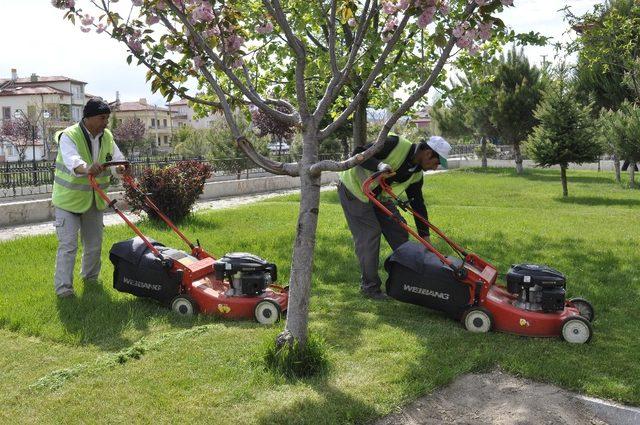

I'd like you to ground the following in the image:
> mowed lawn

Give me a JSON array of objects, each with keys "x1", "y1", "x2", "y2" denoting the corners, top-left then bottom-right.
[{"x1": 0, "y1": 167, "x2": 639, "y2": 424}]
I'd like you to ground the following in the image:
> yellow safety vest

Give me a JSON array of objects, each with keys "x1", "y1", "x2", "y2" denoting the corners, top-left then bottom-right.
[
  {"x1": 51, "y1": 123, "x2": 114, "y2": 213},
  {"x1": 339, "y1": 134, "x2": 423, "y2": 202}
]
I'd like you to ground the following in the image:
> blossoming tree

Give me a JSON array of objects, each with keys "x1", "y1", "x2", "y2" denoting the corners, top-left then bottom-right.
[{"x1": 53, "y1": 0, "x2": 515, "y2": 348}]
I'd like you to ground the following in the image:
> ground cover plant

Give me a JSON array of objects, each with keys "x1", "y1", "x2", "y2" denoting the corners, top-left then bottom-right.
[{"x1": 0, "y1": 167, "x2": 639, "y2": 423}]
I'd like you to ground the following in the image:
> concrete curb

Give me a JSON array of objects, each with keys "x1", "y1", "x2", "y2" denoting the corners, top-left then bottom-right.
[
  {"x1": 576, "y1": 395, "x2": 640, "y2": 425},
  {"x1": 0, "y1": 172, "x2": 338, "y2": 228}
]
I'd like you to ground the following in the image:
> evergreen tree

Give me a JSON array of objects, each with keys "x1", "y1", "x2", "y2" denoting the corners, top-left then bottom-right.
[
  {"x1": 598, "y1": 102, "x2": 640, "y2": 188},
  {"x1": 526, "y1": 67, "x2": 601, "y2": 197},
  {"x1": 490, "y1": 47, "x2": 544, "y2": 174}
]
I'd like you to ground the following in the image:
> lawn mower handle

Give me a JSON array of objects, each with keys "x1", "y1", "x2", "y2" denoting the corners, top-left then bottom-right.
[
  {"x1": 362, "y1": 171, "x2": 468, "y2": 268},
  {"x1": 88, "y1": 162, "x2": 205, "y2": 260}
]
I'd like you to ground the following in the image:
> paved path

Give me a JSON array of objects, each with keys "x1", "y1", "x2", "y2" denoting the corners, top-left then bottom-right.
[{"x1": 0, "y1": 186, "x2": 335, "y2": 242}]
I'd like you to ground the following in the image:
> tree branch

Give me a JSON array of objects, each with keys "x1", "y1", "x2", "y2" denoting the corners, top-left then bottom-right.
[{"x1": 318, "y1": 10, "x2": 410, "y2": 139}]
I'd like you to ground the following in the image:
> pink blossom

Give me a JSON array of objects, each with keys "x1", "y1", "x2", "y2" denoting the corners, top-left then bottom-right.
[
  {"x1": 155, "y1": 1, "x2": 167, "y2": 11},
  {"x1": 475, "y1": 0, "x2": 490, "y2": 6},
  {"x1": 468, "y1": 44, "x2": 480, "y2": 56},
  {"x1": 478, "y1": 21, "x2": 492, "y2": 40},
  {"x1": 96, "y1": 23, "x2": 106, "y2": 34},
  {"x1": 256, "y1": 21, "x2": 274, "y2": 34},
  {"x1": 501, "y1": 0, "x2": 514, "y2": 5},
  {"x1": 80, "y1": 26, "x2": 91, "y2": 33},
  {"x1": 382, "y1": 1, "x2": 397, "y2": 15},
  {"x1": 80, "y1": 14, "x2": 94, "y2": 26},
  {"x1": 348, "y1": 18, "x2": 357, "y2": 27},
  {"x1": 452, "y1": 24, "x2": 465, "y2": 38},
  {"x1": 417, "y1": 9, "x2": 435, "y2": 29},
  {"x1": 203, "y1": 27, "x2": 220, "y2": 38},
  {"x1": 146, "y1": 14, "x2": 160, "y2": 25},
  {"x1": 397, "y1": 0, "x2": 410, "y2": 11},
  {"x1": 383, "y1": 16, "x2": 398, "y2": 32},
  {"x1": 132, "y1": 0, "x2": 143, "y2": 6},
  {"x1": 438, "y1": 2, "x2": 449, "y2": 15},
  {"x1": 231, "y1": 58, "x2": 244, "y2": 69},
  {"x1": 225, "y1": 34, "x2": 245, "y2": 52},
  {"x1": 66, "y1": 0, "x2": 75, "y2": 7},
  {"x1": 127, "y1": 38, "x2": 143, "y2": 53},
  {"x1": 192, "y1": 3, "x2": 214, "y2": 22}
]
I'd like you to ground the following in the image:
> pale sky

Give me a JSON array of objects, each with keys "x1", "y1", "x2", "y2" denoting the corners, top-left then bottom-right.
[{"x1": 0, "y1": 0, "x2": 602, "y2": 107}]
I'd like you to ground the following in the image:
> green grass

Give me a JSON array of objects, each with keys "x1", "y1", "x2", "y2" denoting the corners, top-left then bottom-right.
[{"x1": 1, "y1": 167, "x2": 639, "y2": 423}]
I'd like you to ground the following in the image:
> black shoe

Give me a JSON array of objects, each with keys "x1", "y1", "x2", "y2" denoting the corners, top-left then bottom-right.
[{"x1": 361, "y1": 289, "x2": 389, "y2": 301}]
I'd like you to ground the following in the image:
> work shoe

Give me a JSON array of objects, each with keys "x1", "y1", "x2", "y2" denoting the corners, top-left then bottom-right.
[
  {"x1": 57, "y1": 288, "x2": 75, "y2": 299},
  {"x1": 361, "y1": 289, "x2": 389, "y2": 301}
]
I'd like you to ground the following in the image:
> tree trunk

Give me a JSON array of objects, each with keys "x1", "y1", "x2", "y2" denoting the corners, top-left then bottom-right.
[
  {"x1": 279, "y1": 132, "x2": 321, "y2": 347},
  {"x1": 513, "y1": 142, "x2": 523, "y2": 174},
  {"x1": 630, "y1": 164, "x2": 636, "y2": 189},
  {"x1": 613, "y1": 154, "x2": 621, "y2": 183},
  {"x1": 352, "y1": 93, "x2": 368, "y2": 148},
  {"x1": 481, "y1": 137, "x2": 487, "y2": 168},
  {"x1": 560, "y1": 164, "x2": 568, "y2": 197}
]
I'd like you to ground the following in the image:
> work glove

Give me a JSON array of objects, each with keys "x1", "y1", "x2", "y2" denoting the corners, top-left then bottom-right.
[{"x1": 377, "y1": 162, "x2": 392, "y2": 172}]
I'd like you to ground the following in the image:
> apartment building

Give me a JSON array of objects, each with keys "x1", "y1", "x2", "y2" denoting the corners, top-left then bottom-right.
[
  {"x1": 111, "y1": 98, "x2": 174, "y2": 154},
  {"x1": 167, "y1": 98, "x2": 222, "y2": 129},
  {"x1": 0, "y1": 68, "x2": 88, "y2": 161}
]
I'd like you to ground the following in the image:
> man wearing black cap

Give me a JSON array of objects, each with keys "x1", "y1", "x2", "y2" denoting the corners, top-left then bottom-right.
[{"x1": 51, "y1": 98, "x2": 127, "y2": 298}]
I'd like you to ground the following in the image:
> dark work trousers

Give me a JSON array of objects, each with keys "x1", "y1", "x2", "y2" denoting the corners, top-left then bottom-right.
[{"x1": 338, "y1": 182, "x2": 409, "y2": 292}]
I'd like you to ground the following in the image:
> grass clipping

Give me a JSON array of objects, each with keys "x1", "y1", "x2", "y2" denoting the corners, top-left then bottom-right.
[{"x1": 262, "y1": 331, "x2": 329, "y2": 379}]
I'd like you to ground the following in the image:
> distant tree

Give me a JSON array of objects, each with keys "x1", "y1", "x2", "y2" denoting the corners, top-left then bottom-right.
[
  {"x1": 490, "y1": 47, "x2": 544, "y2": 174},
  {"x1": 526, "y1": 67, "x2": 601, "y2": 197},
  {"x1": 569, "y1": 0, "x2": 640, "y2": 181},
  {"x1": 432, "y1": 58, "x2": 499, "y2": 167},
  {"x1": 112, "y1": 117, "x2": 146, "y2": 156},
  {"x1": 598, "y1": 102, "x2": 640, "y2": 188},
  {"x1": 0, "y1": 118, "x2": 32, "y2": 162}
]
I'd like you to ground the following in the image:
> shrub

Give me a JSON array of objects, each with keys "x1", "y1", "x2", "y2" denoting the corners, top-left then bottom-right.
[
  {"x1": 474, "y1": 142, "x2": 499, "y2": 159},
  {"x1": 124, "y1": 160, "x2": 212, "y2": 222}
]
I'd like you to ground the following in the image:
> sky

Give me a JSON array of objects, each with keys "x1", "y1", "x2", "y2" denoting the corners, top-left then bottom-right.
[{"x1": 0, "y1": 0, "x2": 603, "y2": 107}]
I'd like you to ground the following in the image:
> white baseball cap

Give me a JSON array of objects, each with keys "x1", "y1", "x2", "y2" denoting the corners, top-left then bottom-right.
[{"x1": 426, "y1": 136, "x2": 451, "y2": 168}]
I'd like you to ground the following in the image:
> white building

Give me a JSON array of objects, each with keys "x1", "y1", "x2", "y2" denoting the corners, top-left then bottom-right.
[
  {"x1": 0, "y1": 68, "x2": 88, "y2": 161},
  {"x1": 167, "y1": 99, "x2": 222, "y2": 128}
]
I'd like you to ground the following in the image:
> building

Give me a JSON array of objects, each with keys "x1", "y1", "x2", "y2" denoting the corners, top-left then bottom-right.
[
  {"x1": 0, "y1": 68, "x2": 88, "y2": 161},
  {"x1": 167, "y1": 99, "x2": 221, "y2": 128},
  {"x1": 110, "y1": 97, "x2": 174, "y2": 154}
]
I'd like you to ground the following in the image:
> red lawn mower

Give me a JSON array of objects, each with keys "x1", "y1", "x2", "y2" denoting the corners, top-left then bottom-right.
[
  {"x1": 89, "y1": 161, "x2": 288, "y2": 324},
  {"x1": 363, "y1": 172, "x2": 594, "y2": 343}
]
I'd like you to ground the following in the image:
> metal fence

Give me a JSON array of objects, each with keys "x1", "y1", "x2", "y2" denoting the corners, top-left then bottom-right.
[{"x1": 0, "y1": 152, "x2": 345, "y2": 198}]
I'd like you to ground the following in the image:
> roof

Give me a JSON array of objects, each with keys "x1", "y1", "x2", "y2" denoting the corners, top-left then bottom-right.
[
  {"x1": 0, "y1": 84, "x2": 72, "y2": 97},
  {"x1": 167, "y1": 99, "x2": 189, "y2": 106},
  {"x1": 113, "y1": 101, "x2": 170, "y2": 112},
  {"x1": 0, "y1": 76, "x2": 86, "y2": 85}
]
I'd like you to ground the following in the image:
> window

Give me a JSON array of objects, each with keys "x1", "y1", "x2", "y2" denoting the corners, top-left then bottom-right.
[
  {"x1": 164, "y1": 136, "x2": 168, "y2": 145},
  {"x1": 72, "y1": 106, "x2": 82, "y2": 121},
  {"x1": 2, "y1": 107, "x2": 10, "y2": 120},
  {"x1": 151, "y1": 118, "x2": 155, "y2": 127},
  {"x1": 163, "y1": 119, "x2": 167, "y2": 127}
]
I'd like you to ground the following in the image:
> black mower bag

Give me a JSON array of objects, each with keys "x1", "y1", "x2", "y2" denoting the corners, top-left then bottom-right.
[
  {"x1": 109, "y1": 237, "x2": 188, "y2": 303},
  {"x1": 384, "y1": 241, "x2": 470, "y2": 318}
]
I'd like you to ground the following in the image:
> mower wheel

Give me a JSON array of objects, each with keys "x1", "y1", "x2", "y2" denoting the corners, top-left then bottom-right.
[
  {"x1": 569, "y1": 298, "x2": 595, "y2": 322},
  {"x1": 561, "y1": 316, "x2": 593, "y2": 344},
  {"x1": 171, "y1": 295, "x2": 197, "y2": 317},
  {"x1": 254, "y1": 300, "x2": 281, "y2": 325},
  {"x1": 462, "y1": 307, "x2": 493, "y2": 333}
]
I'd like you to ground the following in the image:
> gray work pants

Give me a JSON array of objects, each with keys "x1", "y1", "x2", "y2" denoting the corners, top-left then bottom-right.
[
  {"x1": 53, "y1": 201, "x2": 104, "y2": 295},
  {"x1": 338, "y1": 183, "x2": 408, "y2": 292}
]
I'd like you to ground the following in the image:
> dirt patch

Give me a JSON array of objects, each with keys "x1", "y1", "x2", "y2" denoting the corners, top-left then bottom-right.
[{"x1": 374, "y1": 369, "x2": 607, "y2": 425}]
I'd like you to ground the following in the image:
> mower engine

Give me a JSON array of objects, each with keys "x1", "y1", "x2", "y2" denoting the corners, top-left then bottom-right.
[
  {"x1": 214, "y1": 252, "x2": 277, "y2": 296},
  {"x1": 507, "y1": 264, "x2": 566, "y2": 312}
]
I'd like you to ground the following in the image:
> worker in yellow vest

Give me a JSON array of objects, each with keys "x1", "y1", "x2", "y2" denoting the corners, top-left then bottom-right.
[
  {"x1": 338, "y1": 134, "x2": 451, "y2": 300},
  {"x1": 52, "y1": 98, "x2": 127, "y2": 298}
]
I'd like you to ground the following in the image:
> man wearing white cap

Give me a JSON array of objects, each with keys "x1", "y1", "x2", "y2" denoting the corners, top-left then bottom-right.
[{"x1": 338, "y1": 133, "x2": 451, "y2": 300}]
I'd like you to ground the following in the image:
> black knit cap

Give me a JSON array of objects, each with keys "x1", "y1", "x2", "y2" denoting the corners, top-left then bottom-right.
[{"x1": 83, "y1": 98, "x2": 111, "y2": 118}]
